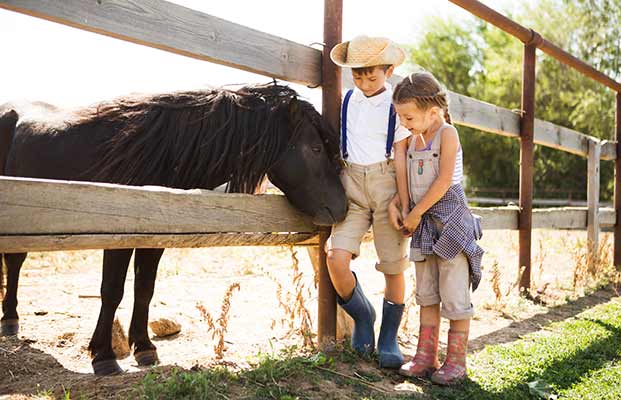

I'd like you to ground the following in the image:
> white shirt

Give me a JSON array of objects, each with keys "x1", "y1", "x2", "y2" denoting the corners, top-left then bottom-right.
[{"x1": 343, "y1": 83, "x2": 411, "y2": 165}]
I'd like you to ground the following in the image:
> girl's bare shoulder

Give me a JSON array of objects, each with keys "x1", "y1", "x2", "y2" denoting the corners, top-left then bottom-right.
[{"x1": 440, "y1": 124, "x2": 459, "y2": 145}]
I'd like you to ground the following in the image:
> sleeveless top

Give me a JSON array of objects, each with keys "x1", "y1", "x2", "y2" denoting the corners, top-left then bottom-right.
[
  {"x1": 406, "y1": 123, "x2": 483, "y2": 291},
  {"x1": 407, "y1": 123, "x2": 463, "y2": 204}
]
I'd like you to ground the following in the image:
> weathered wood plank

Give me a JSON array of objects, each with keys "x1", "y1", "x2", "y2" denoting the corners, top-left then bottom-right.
[
  {"x1": 0, "y1": 233, "x2": 319, "y2": 253},
  {"x1": 352, "y1": 72, "x2": 616, "y2": 160},
  {"x1": 449, "y1": 92, "x2": 521, "y2": 138},
  {"x1": 601, "y1": 141, "x2": 616, "y2": 161},
  {"x1": 470, "y1": 206, "x2": 615, "y2": 230},
  {"x1": 0, "y1": 176, "x2": 316, "y2": 235},
  {"x1": 0, "y1": 0, "x2": 321, "y2": 86},
  {"x1": 587, "y1": 140, "x2": 601, "y2": 262},
  {"x1": 471, "y1": 206, "x2": 519, "y2": 230}
]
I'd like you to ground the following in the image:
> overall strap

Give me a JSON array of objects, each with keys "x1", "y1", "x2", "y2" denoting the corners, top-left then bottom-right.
[
  {"x1": 341, "y1": 89, "x2": 354, "y2": 159},
  {"x1": 386, "y1": 104, "x2": 397, "y2": 158},
  {"x1": 431, "y1": 123, "x2": 448, "y2": 151}
]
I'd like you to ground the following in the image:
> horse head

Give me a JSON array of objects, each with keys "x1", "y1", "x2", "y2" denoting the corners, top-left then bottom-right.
[{"x1": 267, "y1": 97, "x2": 347, "y2": 226}]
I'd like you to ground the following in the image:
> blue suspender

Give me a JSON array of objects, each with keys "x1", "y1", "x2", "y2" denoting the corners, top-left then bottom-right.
[
  {"x1": 341, "y1": 89, "x2": 353, "y2": 159},
  {"x1": 340, "y1": 89, "x2": 397, "y2": 160},
  {"x1": 386, "y1": 104, "x2": 397, "y2": 158}
]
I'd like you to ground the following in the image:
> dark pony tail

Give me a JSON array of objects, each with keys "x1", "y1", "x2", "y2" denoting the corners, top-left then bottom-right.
[{"x1": 444, "y1": 108, "x2": 452, "y2": 125}]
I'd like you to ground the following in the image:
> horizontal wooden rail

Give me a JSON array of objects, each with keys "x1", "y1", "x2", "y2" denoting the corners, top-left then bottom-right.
[
  {"x1": 474, "y1": 206, "x2": 615, "y2": 230},
  {"x1": 0, "y1": 233, "x2": 319, "y2": 253},
  {"x1": 0, "y1": 0, "x2": 322, "y2": 86},
  {"x1": 0, "y1": 176, "x2": 315, "y2": 235},
  {"x1": 448, "y1": 91, "x2": 617, "y2": 160},
  {"x1": 344, "y1": 73, "x2": 617, "y2": 160},
  {"x1": 0, "y1": 177, "x2": 615, "y2": 253}
]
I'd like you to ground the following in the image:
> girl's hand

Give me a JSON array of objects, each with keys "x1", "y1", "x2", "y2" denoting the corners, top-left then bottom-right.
[{"x1": 403, "y1": 209, "x2": 422, "y2": 232}]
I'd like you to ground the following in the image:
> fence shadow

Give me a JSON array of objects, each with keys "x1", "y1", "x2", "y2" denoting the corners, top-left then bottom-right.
[
  {"x1": 0, "y1": 335, "x2": 167, "y2": 398},
  {"x1": 469, "y1": 287, "x2": 617, "y2": 352}
]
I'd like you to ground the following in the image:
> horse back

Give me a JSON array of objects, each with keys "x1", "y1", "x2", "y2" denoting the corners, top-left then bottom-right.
[
  {"x1": 3, "y1": 101, "x2": 114, "y2": 181},
  {"x1": 0, "y1": 106, "x2": 19, "y2": 175}
]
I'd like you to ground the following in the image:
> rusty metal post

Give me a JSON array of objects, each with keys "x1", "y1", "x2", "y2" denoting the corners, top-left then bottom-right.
[
  {"x1": 519, "y1": 42, "x2": 538, "y2": 291},
  {"x1": 318, "y1": 0, "x2": 342, "y2": 350},
  {"x1": 615, "y1": 92, "x2": 621, "y2": 270}
]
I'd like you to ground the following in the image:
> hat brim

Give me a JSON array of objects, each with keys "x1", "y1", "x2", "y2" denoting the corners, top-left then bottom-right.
[{"x1": 330, "y1": 40, "x2": 405, "y2": 68}]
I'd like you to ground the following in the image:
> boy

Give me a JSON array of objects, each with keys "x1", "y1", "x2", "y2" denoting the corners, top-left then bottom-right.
[{"x1": 328, "y1": 35, "x2": 411, "y2": 369}]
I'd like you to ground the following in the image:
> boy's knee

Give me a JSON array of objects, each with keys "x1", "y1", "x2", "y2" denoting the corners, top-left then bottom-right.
[{"x1": 327, "y1": 249, "x2": 352, "y2": 271}]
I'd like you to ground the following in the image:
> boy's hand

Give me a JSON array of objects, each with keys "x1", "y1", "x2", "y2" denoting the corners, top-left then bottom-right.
[
  {"x1": 403, "y1": 209, "x2": 422, "y2": 232},
  {"x1": 388, "y1": 199, "x2": 402, "y2": 231}
]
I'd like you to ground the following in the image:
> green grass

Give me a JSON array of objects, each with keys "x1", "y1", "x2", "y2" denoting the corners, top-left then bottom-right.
[
  {"x1": 137, "y1": 300, "x2": 621, "y2": 400},
  {"x1": 427, "y1": 300, "x2": 621, "y2": 399}
]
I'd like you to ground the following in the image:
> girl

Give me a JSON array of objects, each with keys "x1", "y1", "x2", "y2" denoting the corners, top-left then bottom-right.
[{"x1": 388, "y1": 71, "x2": 483, "y2": 385}]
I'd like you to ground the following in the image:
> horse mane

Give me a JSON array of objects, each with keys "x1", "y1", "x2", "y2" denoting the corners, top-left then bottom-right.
[{"x1": 77, "y1": 83, "x2": 339, "y2": 193}]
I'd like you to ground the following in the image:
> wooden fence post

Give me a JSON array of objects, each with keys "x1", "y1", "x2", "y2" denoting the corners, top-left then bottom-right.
[
  {"x1": 317, "y1": 0, "x2": 342, "y2": 350},
  {"x1": 587, "y1": 138, "x2": 601, "y2": 267},
  {"x1": 519, "y1": 41, "x2": 538, "y2": 292}
]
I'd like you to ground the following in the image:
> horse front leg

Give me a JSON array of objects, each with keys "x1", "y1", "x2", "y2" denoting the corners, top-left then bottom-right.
[
  {"x1": 1, "y1": 253, "x2": 27, "y2": 336},
  {"x1": 88, "y1": 248, "x2": 133, "y2": 376},
  {"x1": 129, "y1": 248, "x2": 164, "y2": 367}
]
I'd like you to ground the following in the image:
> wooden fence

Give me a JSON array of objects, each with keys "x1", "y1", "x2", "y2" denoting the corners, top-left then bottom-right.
[{"x1": 0, "y1": 0, "x2": 620, "y2": 348}]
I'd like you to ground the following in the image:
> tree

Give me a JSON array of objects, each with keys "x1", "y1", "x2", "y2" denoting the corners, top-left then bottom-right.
[{"x1": 405, "y1": 0, "x2": 620, "y2": 201}]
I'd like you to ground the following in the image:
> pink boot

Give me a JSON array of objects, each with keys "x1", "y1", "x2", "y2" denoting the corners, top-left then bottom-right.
[
  {"x1": 431, "y1": 330, "x2": 468, "y2": 385},
  {"x1": 399, "y1": 325, "x2": 440, "y2": 378}
]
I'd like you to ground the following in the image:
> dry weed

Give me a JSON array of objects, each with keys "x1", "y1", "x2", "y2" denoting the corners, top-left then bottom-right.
[
  {"x1": 401, "y1": 271, "x2": 417, "y2": 332},
  {"x1": 491, "y1": 261, "x2": 503, "y2": 303},
  {"x1": 268, "y1": 246, "x2": 315, "y2": 349},
  {"x1": 196, "y1": 282, "x2": 241, "y2": 359},
  {"x1": 568, "y1": 235, "x2": 615, "y2": 294}
]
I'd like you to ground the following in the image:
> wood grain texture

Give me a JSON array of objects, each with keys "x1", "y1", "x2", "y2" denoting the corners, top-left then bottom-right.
[
  {"x1": 0, "y1": 176, "x2": 316, "y2": 235},
  {"x1": 0, "y1": 233, "x2": 319, "y2": 253},
  {"x1": 358, "y1": 72, "x2": 617, "y2": 160},
  {"x1": 587, "y1": 140, "x2": 601, "y2": 260},
  {"x1": 0, "y1": 0, "x2": 321, "y2": 85}
]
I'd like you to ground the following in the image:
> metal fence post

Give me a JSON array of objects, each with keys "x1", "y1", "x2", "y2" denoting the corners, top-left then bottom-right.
[{"x1": 615, "y1": 93, "x2": 621, "y2": 270}]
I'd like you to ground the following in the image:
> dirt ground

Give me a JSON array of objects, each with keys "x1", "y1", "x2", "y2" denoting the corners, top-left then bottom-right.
[{"x1": 1, "y1": 229, "x2": 619, "y2": 399}]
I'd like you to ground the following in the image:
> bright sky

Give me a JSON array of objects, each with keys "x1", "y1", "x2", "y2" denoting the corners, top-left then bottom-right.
[{"x1": 0, "y1": 0, "x2": 520, "y2": 108}]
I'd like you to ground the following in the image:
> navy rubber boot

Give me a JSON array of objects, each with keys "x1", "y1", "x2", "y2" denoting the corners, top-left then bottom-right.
[
  {"x1": 337, "y1": 273, "x2": 376, "y2": 354},
  {"x1": 377, "y1": 299, "x2": 405, "y2": 368}
]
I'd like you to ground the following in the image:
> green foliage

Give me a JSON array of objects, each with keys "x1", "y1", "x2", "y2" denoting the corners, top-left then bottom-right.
[{"x1": 406, "y1": 0, "x2": 620, "y2": 200}]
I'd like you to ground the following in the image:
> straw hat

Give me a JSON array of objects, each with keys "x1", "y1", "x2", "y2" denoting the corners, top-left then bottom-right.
[{"x1": 330, "y1": 35, "x2": 405, "y2": 68}]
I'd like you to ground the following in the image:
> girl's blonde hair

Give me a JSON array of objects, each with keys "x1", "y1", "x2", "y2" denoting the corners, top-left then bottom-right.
[{"x1": 392, "y1": 71, "x2": 452, "y2": 124}]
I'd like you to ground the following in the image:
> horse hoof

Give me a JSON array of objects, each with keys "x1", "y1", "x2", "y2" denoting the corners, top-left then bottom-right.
[
  {"x1": 135, "y1": 349, "x2": 159, "y2": 366},
  {"x1": 1, "y1": 319, "x2": 19, "y2": 336},
  {"x1": 92, "y1": 359, "x2": 123, "y2": 376}
]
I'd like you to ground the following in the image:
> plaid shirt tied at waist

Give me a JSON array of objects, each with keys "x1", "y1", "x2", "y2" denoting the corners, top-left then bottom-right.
[{"x1": 411, "y1": 184, "x2": 484, "y2": 291}]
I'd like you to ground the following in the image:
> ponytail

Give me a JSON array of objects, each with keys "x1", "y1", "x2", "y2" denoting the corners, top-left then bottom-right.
[{"x1": 443, "y1": 107, "x2": 452, "y2": 125}]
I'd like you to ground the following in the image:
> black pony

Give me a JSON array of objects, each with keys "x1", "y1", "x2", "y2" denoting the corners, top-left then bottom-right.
[{"x1": 0, "y1": 83, "x2": 347, "y2": 375}]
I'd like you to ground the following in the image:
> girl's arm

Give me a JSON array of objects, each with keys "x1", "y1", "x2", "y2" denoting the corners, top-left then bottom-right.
[
  {"x1": 403, "y1": 126, "x2": 459, "y2": 231},
  {"x1": 393, "y1": 137, "x2": 410, "y2": 217}
]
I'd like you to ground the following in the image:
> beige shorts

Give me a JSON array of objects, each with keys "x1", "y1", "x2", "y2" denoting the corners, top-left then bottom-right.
[
  {"x1": 328, "y1": 160, "x2": 410, "y2": 275},
  {"x1": 414, "y1": 252, "x2": 474, "y2": 320}
]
